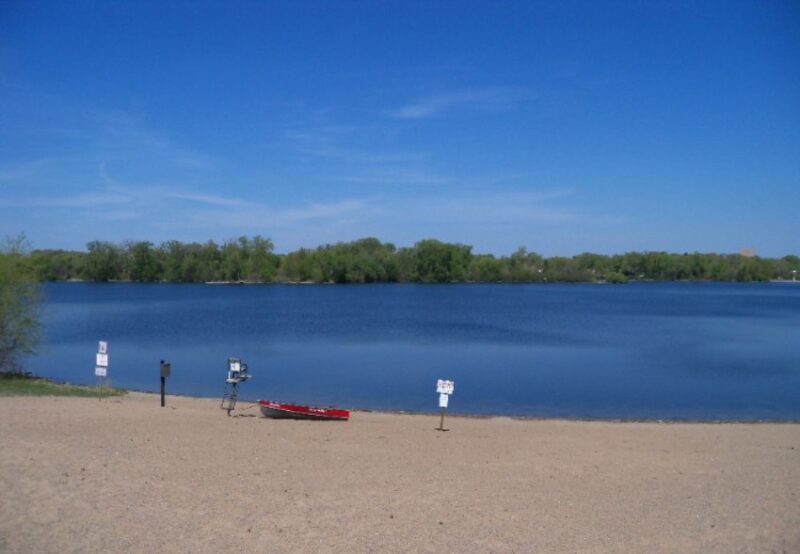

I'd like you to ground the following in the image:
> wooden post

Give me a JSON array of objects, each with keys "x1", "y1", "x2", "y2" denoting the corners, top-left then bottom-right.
[{"x1": 160, "y1": 376, "x2": 165, "y2": 407}]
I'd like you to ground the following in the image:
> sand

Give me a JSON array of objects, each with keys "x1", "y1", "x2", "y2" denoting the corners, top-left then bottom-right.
[{"x1": 1, "y1": 393, "x2": 798, "y2": 553}]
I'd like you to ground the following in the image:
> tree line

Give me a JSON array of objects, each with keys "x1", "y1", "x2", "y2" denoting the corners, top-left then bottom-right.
[{"x1": 12, "y1": 236, "x2": 800, "y2": 284}]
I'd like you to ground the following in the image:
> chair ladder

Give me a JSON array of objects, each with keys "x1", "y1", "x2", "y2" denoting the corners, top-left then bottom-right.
[{"x1": 220, "y1": 381, "x2": 240, "y2": 415}]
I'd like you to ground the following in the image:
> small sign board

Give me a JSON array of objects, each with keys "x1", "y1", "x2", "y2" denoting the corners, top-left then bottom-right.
[
  {"x1": 98, "y1": 341, "x2": 108, "y2": 355},
  {"x1": 436, "y1": 379, "x2": 454, "y2": 395},
  {"x1": 439, "y1": 393, "x2": 449, "y2": 408},
  {"x1": 96, "y1": 353, "x2": 109, "y2": 367},
  {"x1": 95, "y1": 366, "x2": 107, "y2": 377}
]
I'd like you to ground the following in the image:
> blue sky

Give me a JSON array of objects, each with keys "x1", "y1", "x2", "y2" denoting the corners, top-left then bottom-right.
[{"x1": 1, "y1": 1, "x2": 798, "y2": 256}]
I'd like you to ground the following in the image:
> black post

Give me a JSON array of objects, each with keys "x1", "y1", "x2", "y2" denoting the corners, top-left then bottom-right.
[{"x1": 159, "y1": 359, "x2": 170, "y2": 407}]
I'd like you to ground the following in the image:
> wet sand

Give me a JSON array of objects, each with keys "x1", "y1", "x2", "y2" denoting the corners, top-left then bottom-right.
[{"x1": 1, "y1": 392, "x2": 798, "y2": 553}]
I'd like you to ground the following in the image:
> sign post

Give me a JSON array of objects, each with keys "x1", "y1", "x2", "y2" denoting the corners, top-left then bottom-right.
[
  {"x1": 95, "y1": 341, "x2": 109, "y2": 400},
  {"x1": 436, "y1": 379, "x2": 454, "y2": 431},
  {"x1": 159, "y1": 360, "x2": 171, "y2": 407}
]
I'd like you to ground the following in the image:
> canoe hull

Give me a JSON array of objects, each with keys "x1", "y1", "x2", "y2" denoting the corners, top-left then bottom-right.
[{"x1": 258, "y1": 400, "x2": 350, "y2": 421}]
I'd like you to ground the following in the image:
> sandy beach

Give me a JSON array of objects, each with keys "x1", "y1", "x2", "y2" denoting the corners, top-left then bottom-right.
[{"x1": 1, "y1": 393, "x2": 798, "y2": 553}]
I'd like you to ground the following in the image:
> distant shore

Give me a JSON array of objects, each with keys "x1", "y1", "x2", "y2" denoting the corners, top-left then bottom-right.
[
  {"x1": 1, "y1": 392, "x2": 798, "y2": 553},
  {"x1": 41, "y1": 278, "x2": 800, "y2": 286},
  {"x1": 19, "y1": 238, "x2": 799, "y2": 284}
]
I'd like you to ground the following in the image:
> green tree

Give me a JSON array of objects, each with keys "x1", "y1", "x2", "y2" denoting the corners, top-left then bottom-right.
[
  {"x1": 247, "y1": 235, "x2": 278, "y2": 281},
  {"x1": 504, "y1": 248, "x2": 545, "y2": 281},
  {"x1": 221, "y1": 237, "x2": 248, "y2": 281},
  {"x1": 469, "y1": 254, "x2": 502, "y2": 282},
  {"x1": 160, "y1": 240, "x2": 187, "y2": 282},
  {"x1": 0, "y1": 235, "x2": 41, "y2": 374},
  {"x1": 83, "y1": 241, "x2": 122, "y2": 282},
  {"x1": 412, "y1": 239, "x2": 473, "y2": 283},
  {"x1": 28, "y1": 249, "x2": 85, "y2": 281},
  {"x1": 279, "y1": 248, "x2": 324, "y2": 282},
  {"x1": 126, "y1": 241, "x2": 163, "y2": 282}
]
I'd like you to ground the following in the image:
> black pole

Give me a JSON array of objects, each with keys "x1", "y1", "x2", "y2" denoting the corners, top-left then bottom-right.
[{"x1": 160, "y1": 376, "x2": 165, "y2": 407}]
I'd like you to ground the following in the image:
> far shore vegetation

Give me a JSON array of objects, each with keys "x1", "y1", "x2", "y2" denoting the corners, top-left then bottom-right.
[
  {"x1": 5, "y1": 236, "x2": 800, "y2": 285},
  {"x1": 0, "y1": 371, "x2": 126, "y2": 397}
]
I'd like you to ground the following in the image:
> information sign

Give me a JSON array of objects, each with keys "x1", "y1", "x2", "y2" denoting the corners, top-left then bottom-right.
[{"x1": 436, "y1": 379, "x2": 454, "y2": 395}]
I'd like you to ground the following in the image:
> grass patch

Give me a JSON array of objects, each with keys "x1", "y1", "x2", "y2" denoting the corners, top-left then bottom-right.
[{"x1": 0, "y1": 372, "x2": 126, "y2": 397}]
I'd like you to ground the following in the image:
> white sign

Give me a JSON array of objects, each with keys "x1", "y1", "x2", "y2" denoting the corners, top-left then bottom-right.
[
  {"x1": 436, "y1": 379, "x2": 454, "y2": 395},
  {"x1": 98, "y1": 341, "x2": 108, "y2": 355},
  {"x1": 95, "y1": 366, "x2": 107, "y2": 377},
  {"x1": 438, "y1": 393, "x2": 449, "y2": 408},
  {"x1": 96, "y1": 353, "x2": 109, "y2": 367}
]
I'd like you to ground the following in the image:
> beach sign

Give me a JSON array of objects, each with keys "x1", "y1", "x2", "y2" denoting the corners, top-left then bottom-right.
[
  {"x1": 436, "y1": 379, "x2": 454, "y2": 395},
  {"x1": 436, "y1": 379, "x2": 454, "y2": 431},
  {"x1": 94, "y1": 341, "x2": 109, "y2": 400},
  {"x1": 95, "y1": 342, "x2": 108, "y2": 378}
]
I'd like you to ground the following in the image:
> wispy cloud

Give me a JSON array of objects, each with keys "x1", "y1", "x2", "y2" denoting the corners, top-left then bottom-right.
[
  {"x1": 342, "y1": 172, "x2": 449, "y2": 186},
  {"x1": 273, "y1": 199, "x2": 368, "y2": 225},
  {"x1": 96, "y1": 166, "x2": 371, "y2": 230},
  {"x1": 179, "y1": 198, "x2": 370, "y2": 230},
  {"x1": 284, "y1": 117, "x2": 447, "y2": 189},
  {"x1": 0, "y1": 157, "x2": 93, "y2": 185},
  {"x1": 392, "y1": 190, "x2": 576, "y2": 224},
  {"x1": 98, "y1": 165, "x2": 251, "y2": 209},
  {"x1": 0, "y1": 192, "x2": 131, "y2": 208},
  {"x1": 0, "y1": 160, "x2": 45, "y2": 183},
  {"x1": 286, "y1": 129, "x2": 424, "y2": 165},
  {"x1": 85, "y1": 108, "x2": 216, "y2": 170},
  {"x1": 389, "y1": 87, "x2": 533, "y2": 120},
  {"x1": 162, "y1": 191, "x2": 251, "y2": 207}
]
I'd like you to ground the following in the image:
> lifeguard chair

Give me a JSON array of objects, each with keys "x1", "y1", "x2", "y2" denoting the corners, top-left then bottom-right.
[{"x1": 220, "y1": 357, "x2": 250, "y2": 415}]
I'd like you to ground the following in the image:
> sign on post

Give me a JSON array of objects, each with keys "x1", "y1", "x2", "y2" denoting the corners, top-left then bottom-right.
[
  {"x1": 436, "y1": 379, "x2": 454, "y2": 431},
  {"x1": 436, "y1": 379, "x2": 454, "y2": 395},
  {"x1": 95, "y1": 341, "x2": 109, "y2": 398}
]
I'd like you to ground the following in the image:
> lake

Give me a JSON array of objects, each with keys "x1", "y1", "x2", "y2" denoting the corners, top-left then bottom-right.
[{"x1": 28, "y1": 282, "x2": 800, "y2": 420}]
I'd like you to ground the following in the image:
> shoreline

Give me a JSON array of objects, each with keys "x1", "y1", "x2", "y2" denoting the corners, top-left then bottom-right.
[
  {"x1": 41, "y1": 278, "x2": 799, "y2": 285},
  {"x1": 69, "y1": 386, "x2": 800, "y2": 424}
]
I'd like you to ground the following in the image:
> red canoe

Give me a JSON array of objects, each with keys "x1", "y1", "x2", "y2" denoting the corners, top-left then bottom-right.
[{"x1": 258, "y1": 400, "x2": 350, "y2": 421}]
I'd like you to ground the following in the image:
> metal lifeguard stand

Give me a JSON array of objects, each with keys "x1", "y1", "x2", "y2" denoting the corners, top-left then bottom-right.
[{"x1": 220, "y1": 357, "x2": 250, "y2": 415}]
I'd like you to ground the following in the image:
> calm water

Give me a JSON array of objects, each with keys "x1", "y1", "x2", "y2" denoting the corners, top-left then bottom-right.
[{"x1": 29, "y1": 282, "x2": 800, "y2": 420}]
